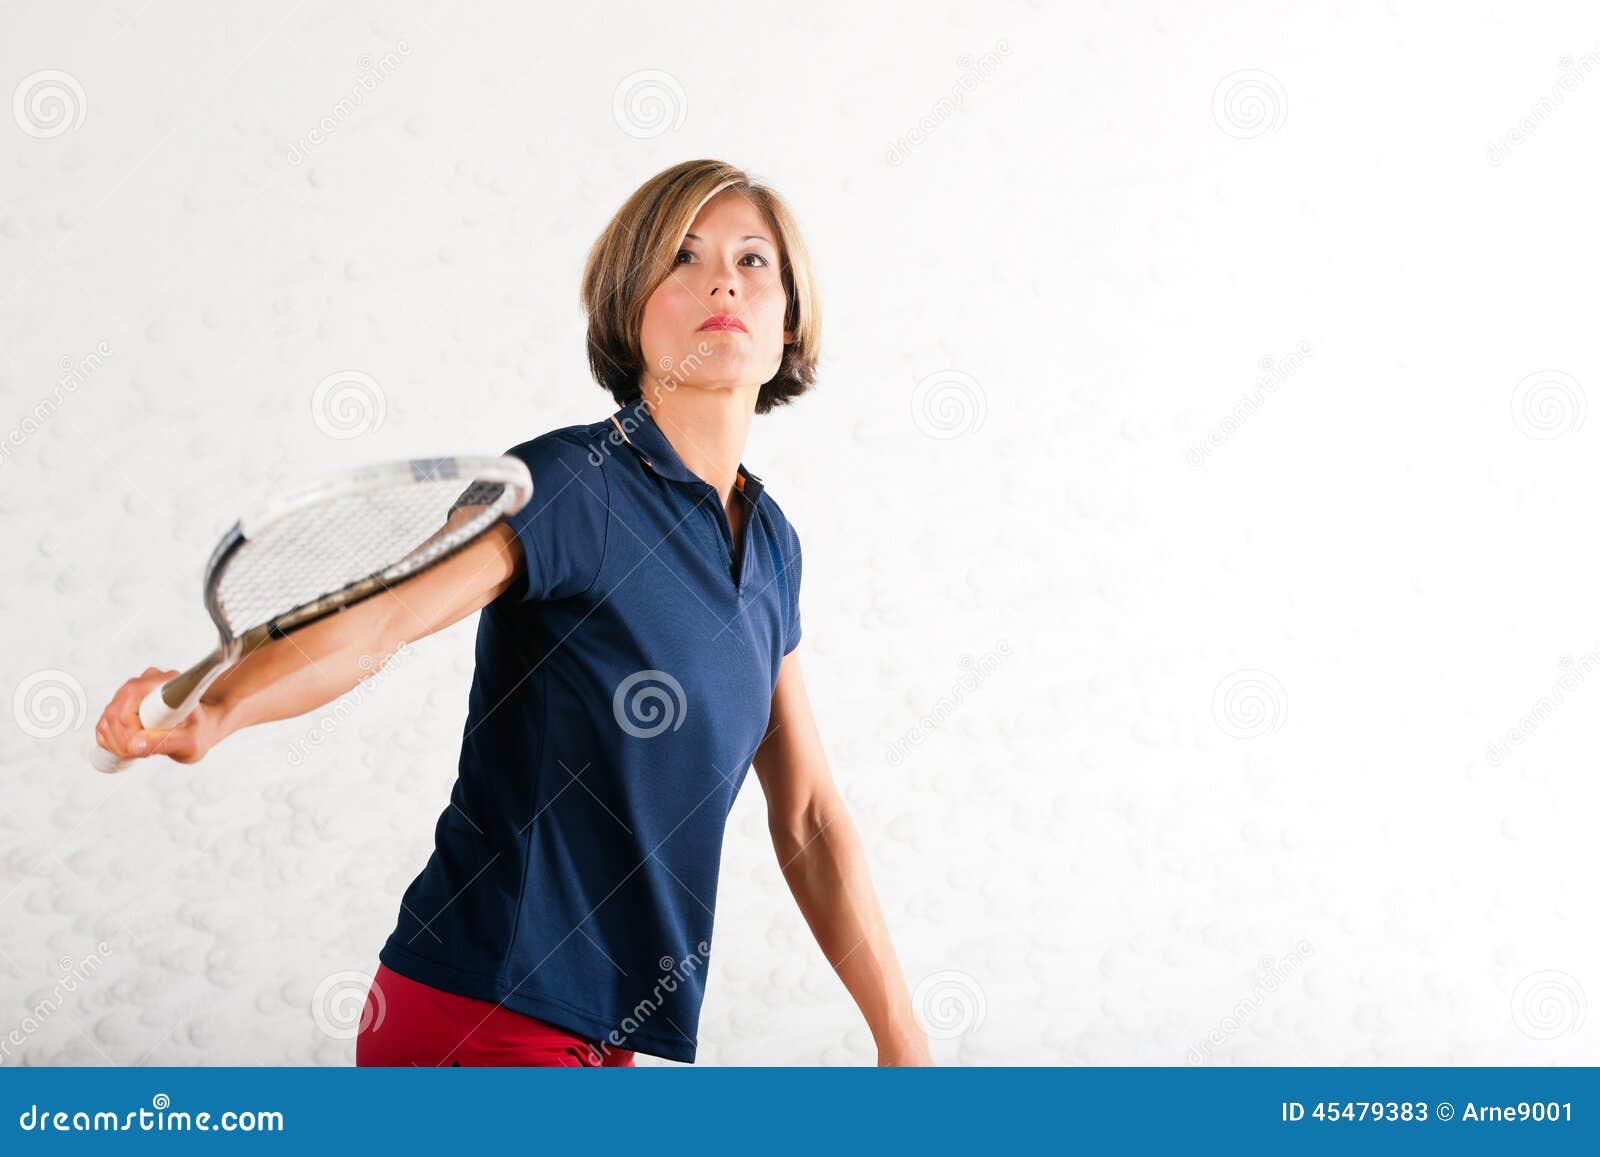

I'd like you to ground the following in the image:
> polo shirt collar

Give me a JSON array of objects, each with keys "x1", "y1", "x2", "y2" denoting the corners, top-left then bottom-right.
[{"x1": 607, "y1": 400, "x2": 765, "y2": 504}]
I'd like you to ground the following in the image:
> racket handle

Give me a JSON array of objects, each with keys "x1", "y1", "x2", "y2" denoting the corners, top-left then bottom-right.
[
  {"x1": 139, "y1": 685, "x2": 191, "y2": 730},
  {"x1": 85, "y1": 685, "x2": 191, "y2": 774},
  {"x1": 86, "y1": 738, "x2": 131, "y2": 775}
]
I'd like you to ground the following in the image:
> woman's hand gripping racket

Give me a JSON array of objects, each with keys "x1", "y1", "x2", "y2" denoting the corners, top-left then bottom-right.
[{"x1": 87, "y1": 455, "x2": 533, "y2": 773}]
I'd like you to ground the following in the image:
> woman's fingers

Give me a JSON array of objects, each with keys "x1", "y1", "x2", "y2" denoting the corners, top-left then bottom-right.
[
  {"x1": 95, "y1": 667, "x2": 178, "y2": 759},
  {"x1": 95, "y1": 690, "x2": 133, "y2": 755},
  {"x1": 105, "y1": 668, "x2": 160, "y2": 731},
  {"x1": 101, "y1": 675, "x2": 147, "y2": 753}
]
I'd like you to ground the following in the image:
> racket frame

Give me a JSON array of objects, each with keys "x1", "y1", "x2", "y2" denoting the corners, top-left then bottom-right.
[{"x1": 88, "y1": 454, "x2": 532, "y2": 773}]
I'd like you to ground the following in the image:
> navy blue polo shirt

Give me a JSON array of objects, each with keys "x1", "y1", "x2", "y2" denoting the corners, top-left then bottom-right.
[{"x1": 378, "y1": 400, "x2": 802, "y2": 1063}]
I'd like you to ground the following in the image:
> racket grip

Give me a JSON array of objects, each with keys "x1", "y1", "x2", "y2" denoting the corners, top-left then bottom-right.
[
  {"x1": 86, "y1": 685, "x2": 190, "y2": 774},
  {"x1": 86, "y1": 737, "x2": 131, "y2": 775},
  {"x1": 138, "y1": 685, "x2": 190, "y2": 730}
]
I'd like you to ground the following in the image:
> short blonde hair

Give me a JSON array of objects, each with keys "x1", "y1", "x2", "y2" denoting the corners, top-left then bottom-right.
[{"x1": 580, "y1": 159, "x2": 821, "y2": 415}]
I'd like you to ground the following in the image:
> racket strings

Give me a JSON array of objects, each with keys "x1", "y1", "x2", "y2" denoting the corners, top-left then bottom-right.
[{"x1": 214, "y1": 478, "x2": 506, "y2": 634}]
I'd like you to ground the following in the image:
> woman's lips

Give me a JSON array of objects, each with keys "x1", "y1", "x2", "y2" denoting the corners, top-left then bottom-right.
[{"x1": 698, "y1": 315, "x2": 747, "y2": 332}]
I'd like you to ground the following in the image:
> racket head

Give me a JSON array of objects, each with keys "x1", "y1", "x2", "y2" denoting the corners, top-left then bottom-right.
[
  {"x1": 90, "y1": 454, "x2": 531, "y2": 774},
  {"x1": 207, "y1": 453, "x2": 533, "y2": 647}
]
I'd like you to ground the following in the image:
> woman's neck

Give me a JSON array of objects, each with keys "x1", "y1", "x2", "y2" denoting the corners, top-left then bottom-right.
[{"x1": 641, "y1": 384, "x2": 756, "y2": 501}]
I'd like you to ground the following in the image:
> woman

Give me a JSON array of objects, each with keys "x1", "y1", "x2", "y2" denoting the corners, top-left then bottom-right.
[{"x1": 91, "y1": 159, "x2": 931, "y2": 1068}]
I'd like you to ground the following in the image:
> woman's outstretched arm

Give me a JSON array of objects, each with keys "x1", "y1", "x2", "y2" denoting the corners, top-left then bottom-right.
[
  {"x1": 92, "y1": 509, "x2": 524, "y2": 765},
  {"x1": 752, "y1": 651, "x2": 933, "y2": 1066}
]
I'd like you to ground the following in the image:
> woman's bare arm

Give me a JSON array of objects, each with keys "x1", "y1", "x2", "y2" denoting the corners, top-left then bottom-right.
[
  {"x1": 93, "y1": 508, "x2": 524, "y2": 764},
  {"x1": 752, "y1": 650, "x2": 932, "y2": 1065}
]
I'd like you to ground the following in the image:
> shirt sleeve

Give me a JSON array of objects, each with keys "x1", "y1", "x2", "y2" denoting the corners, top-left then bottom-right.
[
  {"x1": 783, "y1": 522, "x2": 802, "y2": 655},
  {"x1": 497, "y1": 434, "x2": 610, "y2": 603}
]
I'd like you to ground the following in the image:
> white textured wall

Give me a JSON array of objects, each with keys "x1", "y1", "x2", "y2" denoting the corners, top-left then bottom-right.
[{"x1": 2, "y1": 1, "x2": 1598, "y2": 1066}]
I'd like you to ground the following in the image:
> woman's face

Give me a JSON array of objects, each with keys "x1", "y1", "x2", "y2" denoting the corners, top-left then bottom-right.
[{"x1": 638, "y1": 189, "x2": 793, "y2": 398}]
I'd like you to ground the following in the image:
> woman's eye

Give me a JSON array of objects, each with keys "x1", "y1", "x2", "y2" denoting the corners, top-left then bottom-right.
[{"x1": 675, "y1": 249, "x2": 769, "y2": 267}]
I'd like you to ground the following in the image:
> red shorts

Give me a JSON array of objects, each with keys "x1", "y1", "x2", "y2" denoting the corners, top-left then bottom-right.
[{"x1": 355, "y1": 964, "x2": 635, "y2": 1067}]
